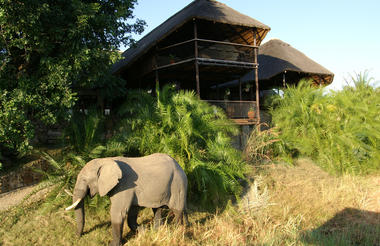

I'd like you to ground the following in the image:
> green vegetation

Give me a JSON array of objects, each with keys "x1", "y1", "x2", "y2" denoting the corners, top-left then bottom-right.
[
  {"x1": 31, "y1": 85, "x2": 247, "y2": 212},
  {"x1": 1, "y1": 0, "x2": 377, "y2": 245},
  {"x1": 113, "y1": 85, "x2": 247, "y2": 208},
  {"x1": 1, "y1": 74, "x2": 379, "y2": 245},
  {"x1": 0, "y1": 0, "x2": 145, "y2": 159},
  {"x1": 264, "y1": 73, "x2": 380, "y2": 175}
]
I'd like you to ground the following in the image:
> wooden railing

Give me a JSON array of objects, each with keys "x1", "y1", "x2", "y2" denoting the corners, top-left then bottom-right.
[
  {"x1": 156, "y1": 38, "x2": 257, "y2": 69},
  {"x1": 205, "y1": 100, "x2": 258, "y2": 124}
]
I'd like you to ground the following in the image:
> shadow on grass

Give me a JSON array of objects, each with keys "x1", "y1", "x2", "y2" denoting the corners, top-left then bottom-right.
[
  {"x1": 302, "y1": 208, "x2": 380, "y2": 246},
  {"x1": 84, "y1": 221, "x2": 111, "y2": 235}
]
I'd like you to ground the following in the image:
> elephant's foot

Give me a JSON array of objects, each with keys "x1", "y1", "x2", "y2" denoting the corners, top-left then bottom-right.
[
  {"x1": 109, "y1": 240, "x2": 122, "y2": 246},
  {"x1": 134, "y1": 224, "x2": 146, "y2": 233},
  {"x1": 127, "y1": 206, "x2": 139, "y2": 232},
  {"x1": 127, "y1": 219, "x2": 139, "y2": 233},
  {"x1": 128, "y1": 224, "x2": 138, "y2": 232},
  {"x1": 110, "y1": 222, "x2": 123, "y2": 246},
  {"x1": 173, "y1": 209, "x2": 186, "y2": 225}
]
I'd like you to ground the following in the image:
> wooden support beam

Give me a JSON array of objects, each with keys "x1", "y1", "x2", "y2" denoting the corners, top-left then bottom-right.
[
  {"x1": 159, "y1": 38, "x2": 257, "y2": 51},
  {"x1": 155, "y1": 69, "x2": 159, "y2": 85},
  {"x1": 155, "y1": 58, "x2": 195, "y2": 70},
  {"x1": 256, "y1": 29, "x2": 264, "y2": 45},
  {"x1": 154, "y1": 57, "x2": 256, "y2": 70},
  {"x1": 197, "y1": 38, "x2": 257, "y2": 48},
  {"x1": 197, "y1": 58, "x2": 256, "y2": 68},
  {"x1": 253, "y1": 28, "x2": 260, "y2": 124},
  {"x1": 154, "y1": 46, "x2": 160, "y2": 86},
  {"x1": 194, "y1": 19, "x2": 200, "y2": 98},
  {"x1": 158, "y1": 39, "x2": 195, "y2": 51},
  {"x1": 216, "y1": 84, "x2": 220, "y2": 100},
  {"x1": 239, "y1": 78, "x2": 242, "y2": 101},
  {"x1": 227, "y1": 25, "x2": 250, "y2": 45}
]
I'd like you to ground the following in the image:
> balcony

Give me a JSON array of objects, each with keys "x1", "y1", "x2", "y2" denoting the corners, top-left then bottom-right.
[
  {"x1": 205, "y1": 100, "x2": 258, "y2": 125},
  {"x1": 156, "y1": 38, "x2": 257, "y2": 69},
  {"x1": 155, "y1": 38, "x2": 259, "y2": 126}
]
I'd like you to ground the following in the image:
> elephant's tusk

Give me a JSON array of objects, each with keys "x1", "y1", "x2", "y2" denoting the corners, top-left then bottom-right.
[{"x1": 65, "y1": 199, "x2": 81, "y2": 211}]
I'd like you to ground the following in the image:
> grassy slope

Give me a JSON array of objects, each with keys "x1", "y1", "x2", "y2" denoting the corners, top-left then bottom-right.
[{"x1": 1, "y1": 159, "x2": 379, "y2": 246}]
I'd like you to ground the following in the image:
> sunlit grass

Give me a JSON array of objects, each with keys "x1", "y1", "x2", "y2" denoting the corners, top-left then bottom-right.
[{"x1": 1, "y1": 159, "x2": 378, "y2": 245}]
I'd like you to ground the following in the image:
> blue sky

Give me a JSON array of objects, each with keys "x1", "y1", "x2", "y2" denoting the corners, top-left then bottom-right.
[{"x1": 127, "y1": 0, "x2": 380, "y2": 90}]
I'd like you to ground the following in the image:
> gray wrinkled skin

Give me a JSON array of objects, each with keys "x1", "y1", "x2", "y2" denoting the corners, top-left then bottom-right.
[{"x1": 71, "y1": 153, "x2": 188, "y2": 246}]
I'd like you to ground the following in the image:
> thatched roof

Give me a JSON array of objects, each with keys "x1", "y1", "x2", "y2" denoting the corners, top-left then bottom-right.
[
  {"x1": 113, "y1": 0, "x2": 270, "y2": 74},
  {"x1": 258, "y1": 39, "x2": 334, "y2": 83}
]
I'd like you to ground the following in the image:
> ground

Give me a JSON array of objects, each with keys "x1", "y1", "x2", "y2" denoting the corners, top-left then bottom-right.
[
  {"x1": 0, "y1": 184, "x2": 50, "y2": 211},
  {"x1": 0, "y1": 158, "x2": 379, "y2": 245}
]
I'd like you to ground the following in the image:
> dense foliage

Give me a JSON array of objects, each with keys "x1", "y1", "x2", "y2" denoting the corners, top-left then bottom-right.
[
  {"x1": 47, "y1": 85, "x2": 247, "y2": 210},
  {"x1": 267, "y1": 74, "x2": 380, "y2": 174},
  {"x1": 113, "y1": 85, "x2": 247, "y2": 208},
  {"x1": 0, "y1": 0, "x2": 145, "y2": 157}
]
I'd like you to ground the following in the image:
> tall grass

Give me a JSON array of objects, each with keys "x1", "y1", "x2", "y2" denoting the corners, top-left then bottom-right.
[
  {"x1": 267, "y1": 73, "x2": 380, "y2": 174},
  {"x1": 244, "y1": 123, "x2": 279, "y2": 164},
  {"x1": 2, "y1": 159, "x2": 378, "y2": 246},
  {"x1": 113, "y1": 85, "x2": 247, "y2": 209}
]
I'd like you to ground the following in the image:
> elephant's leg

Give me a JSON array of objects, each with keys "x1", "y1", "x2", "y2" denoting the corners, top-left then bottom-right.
[
  {"x1": 127, "y1": 206, "x2": 139, "y2": 232},
  {"x1": 173, "y1": 209, "x2": 184, "y2": 224},
  {"x1": 153, "y1": 207, "x2": 163, "y2": 229},
  {"x1": 109, "y1": 204, "x2": 126, "y2": 246},
  {"x1": 184, "y1": 210, "x2": 189, "y2": 226}
]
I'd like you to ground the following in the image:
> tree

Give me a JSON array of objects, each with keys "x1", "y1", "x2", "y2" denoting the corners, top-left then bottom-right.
[{"x1": 0, "y1": 0, "x2": 145, "y2": 157}]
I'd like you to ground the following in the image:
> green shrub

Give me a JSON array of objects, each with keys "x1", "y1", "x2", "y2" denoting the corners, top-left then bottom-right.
[
  {"x1": 268, "y1": 74, "x2": 380, "y2": 175},
  {"x1": 113, "y1": 85, "x2": 247, "y2": 209},
  {"x1": 41, "y1": 109, "x2": 130, "y2": 210},
  {"x1": 64, "y1": 108, "x2": 105, "y2": 154},
  {"x1": 0, "y1": 90, "x2": 34, "y2": 157},
  {"x1": 42, "y1": 85, "x2": 246, "y2": 210}
]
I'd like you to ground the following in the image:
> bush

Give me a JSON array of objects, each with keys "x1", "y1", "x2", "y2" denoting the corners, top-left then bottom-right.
[
  {"x1": 113, "y1": 85, "x2": 248, "y2": 209},
  {"x1": 244, "y1": 124, "x2": 280, "y2": 164},
  {"x1": 268, "y1": 74, "x2": 380, "y2": 175},
  {"x1": 64, "y1": 109, "x2": 105, "y2": 154},
  {"x1": 46, "y1": 85, "x2": 247, "y2": 210},
  {"x1": 0, "y1": 90, "x2": 34, "y2": 157}
]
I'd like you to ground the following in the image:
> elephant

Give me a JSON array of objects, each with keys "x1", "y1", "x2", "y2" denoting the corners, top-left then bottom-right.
[{"x1": 65, "y1": 153, "x2": 188, "y2": 246}]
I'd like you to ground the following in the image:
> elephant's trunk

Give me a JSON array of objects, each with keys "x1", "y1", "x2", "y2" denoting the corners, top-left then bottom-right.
[
  {"x1": 74, "y1": 198, "x2": 85, "y2": 236},
  {"x1": 71, "y1": 179, "x2": 89, "y2": 236}
]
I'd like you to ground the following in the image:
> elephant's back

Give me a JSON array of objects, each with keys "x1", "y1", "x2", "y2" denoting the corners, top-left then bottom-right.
[
  {"x1": 116, "y1": 153, "x2": 176, "y2": 169},
  {"x1": 113, "y1": 154, "x2": 187, "y2": 208}
]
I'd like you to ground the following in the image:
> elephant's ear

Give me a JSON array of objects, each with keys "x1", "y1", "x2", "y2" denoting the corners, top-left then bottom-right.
[{"x1": 98, "y1": 160, "x2": 122, "y2": 197}]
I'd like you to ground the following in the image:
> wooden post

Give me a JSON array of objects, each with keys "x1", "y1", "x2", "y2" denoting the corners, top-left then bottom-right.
[
  {"x1": 154, "y1": 47, "x2": 160, "y2": 87},
  {"x1": 253, "y1": 28, "x2": 260, "y2": 124},
  {"x1": 155, "y1": 69, "x2": 159, "y2": 85},
  {"x1": 239, "y1": 78, "x2": 242, "y2": 101},
  {"x1": 96, "y1": 89, "x2": 104, "y2": 114},
  {"x1": 193, "y1": 19, "x2": 200, "y2": 98}
]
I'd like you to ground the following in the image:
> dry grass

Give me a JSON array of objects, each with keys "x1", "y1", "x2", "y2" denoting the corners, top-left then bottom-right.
[
  {"x1": 259, "y1": 159, "x2": 379, "y2": 245},
  {"x1": 1, "y1": 159, "x2": 379, "y2": 245}
]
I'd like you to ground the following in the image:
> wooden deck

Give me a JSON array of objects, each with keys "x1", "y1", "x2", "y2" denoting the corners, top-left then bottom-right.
[{"x1": 232, "y1": 118, "x2": 258, "y2": 125}]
